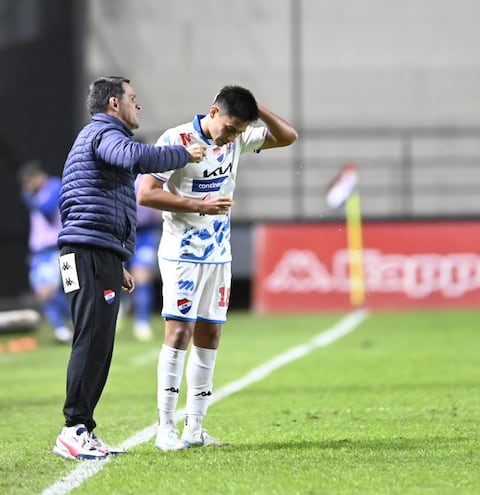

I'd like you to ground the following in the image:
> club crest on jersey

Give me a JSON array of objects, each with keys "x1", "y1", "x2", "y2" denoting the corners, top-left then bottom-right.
[
  {"x1": 177, "y1": 298, "x2": 192, "y2": 314},
  {"x1": 212, "y1": 146, "x2": 225, "y2": 163},
  {"x1": 212, "y1": 145, "x2": 232, "y2": 164},
  {"x1": 104, "y1": 289, "x2": 116, "y2": 304}
]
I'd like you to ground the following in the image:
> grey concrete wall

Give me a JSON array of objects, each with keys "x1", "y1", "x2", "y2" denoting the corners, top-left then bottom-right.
[
  {"x1": 85, "y1": 0, "x2": 480, "y2": 128},
  {"x1": 84, "y1": 0, "x2": 480, "y2": 220}
]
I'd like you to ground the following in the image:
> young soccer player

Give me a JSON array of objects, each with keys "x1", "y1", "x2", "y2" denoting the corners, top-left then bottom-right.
[{"x1": 138, "y1": 85, "x2": 298, "y2": 450}]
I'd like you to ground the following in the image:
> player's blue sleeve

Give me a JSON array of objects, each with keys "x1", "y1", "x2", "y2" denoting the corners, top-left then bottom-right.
[
  {"x1": 23, "y1": 177, "x2": 61, "y2": 223},
  {"x1": 21, "y1": 191, "x2": 36, "y2": 210},
  {"x1": 36, "y1": 177, "x2": 61, "y2": 222}
]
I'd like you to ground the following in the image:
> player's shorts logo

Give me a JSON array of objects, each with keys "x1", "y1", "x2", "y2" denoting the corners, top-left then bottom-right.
[
  {"x1": 177, "y1": 298, "x2": 192, "y2": 314},
  {"x1": 178, "y1": 279, "x2": 195, "y2": 292}
]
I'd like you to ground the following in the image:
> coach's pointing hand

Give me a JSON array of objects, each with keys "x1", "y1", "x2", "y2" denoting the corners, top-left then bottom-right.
[{"x1": 186, "y1": 143, "x2": 208, "y2": 163}]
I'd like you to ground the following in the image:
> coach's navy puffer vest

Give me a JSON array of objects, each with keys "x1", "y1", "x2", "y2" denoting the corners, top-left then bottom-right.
[{"x1": 58, "y1": 113, "x2": 189, "y2": 261}]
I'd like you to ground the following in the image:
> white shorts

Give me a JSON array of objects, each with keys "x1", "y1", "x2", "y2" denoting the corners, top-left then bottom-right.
[{"x1": 159, "y1": 260, "x2": 231, "y2": 323}]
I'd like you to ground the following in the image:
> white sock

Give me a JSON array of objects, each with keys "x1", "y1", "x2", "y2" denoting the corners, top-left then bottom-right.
[
  {"x1": 184, "y1": 345, "x2": 217, "y2": 432},
  {"x1": 157, "y1": 344, "x2": 186, "y2": 429}
]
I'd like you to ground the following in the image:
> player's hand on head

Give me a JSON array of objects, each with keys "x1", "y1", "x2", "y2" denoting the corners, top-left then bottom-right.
[{"x1": 186, "y1": 143, "x2": 207, "y2": 163}]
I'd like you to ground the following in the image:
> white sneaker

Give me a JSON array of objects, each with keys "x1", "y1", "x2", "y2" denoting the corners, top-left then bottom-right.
[
  {"x1": 90, "y1": 432, "x2": 126, "y2": 455},
  {"x1": 54, "y1": 326, "x2": 73, "y2": 344},
  {"x1": 155, "y1": 426, "x2": 187, "y2": 451},
  {"x1": 53, "y1": 425, "x2": 107, "y2": 460},
  {"x1": 133, "y1": 322, "x2": 153, "y2": 341},
  {"x1": 181, "y1": 428, "x2": 228, "y2": 448}
]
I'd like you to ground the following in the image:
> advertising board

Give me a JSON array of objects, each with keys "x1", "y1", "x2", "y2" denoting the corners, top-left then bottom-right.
[{"x1": 253, "y1": 222, "x2": 480, "y2": 312}]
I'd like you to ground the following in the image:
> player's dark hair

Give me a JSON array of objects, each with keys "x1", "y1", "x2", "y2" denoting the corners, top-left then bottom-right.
[
  {"x1": 214, "y1": 85, "x2": 259, "y2": 123},
  {"x1": 86, "y1": 76, "x2": 130, "y2": 115}
]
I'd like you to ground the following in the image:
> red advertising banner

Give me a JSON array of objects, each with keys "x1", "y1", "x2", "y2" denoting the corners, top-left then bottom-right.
[{"x1": 253, "y1": 221, "x2": 480, "y2": 312}]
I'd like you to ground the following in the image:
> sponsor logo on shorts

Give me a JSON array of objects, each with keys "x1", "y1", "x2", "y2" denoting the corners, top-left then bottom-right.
[
  {"x1": 177, "y1": 298, "x2": 192, "y2": 314},
  {"x1": 178, "y1": 279, "x2": 195, "y2": 292}
]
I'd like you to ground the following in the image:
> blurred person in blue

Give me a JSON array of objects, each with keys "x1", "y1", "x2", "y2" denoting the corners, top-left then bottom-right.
[
  {"x1": 120, "y1": 174, "x2": 163, "y2": 341},
  {"x1": 17, "y1": 160, "x2": 73, "y2": 344},
  {"x1": 138, "y1": 85, "x2": 298, "y2": 451},
  {"x1": 52, "y1": 76, "x2": 207, "y2": 461}
]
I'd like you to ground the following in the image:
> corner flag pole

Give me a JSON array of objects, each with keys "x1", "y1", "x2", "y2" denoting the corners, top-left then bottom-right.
[
  {"x1": 345, "y1": 190, "x2": 365, "y2": 306},
  {"x1": 326, "y1": 163, "x2": 365, "y2": 307}
]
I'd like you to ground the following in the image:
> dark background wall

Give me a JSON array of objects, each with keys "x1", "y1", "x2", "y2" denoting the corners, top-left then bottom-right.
[{"x1": 0, "y1": 0, "x2": 83, "y2": 300}]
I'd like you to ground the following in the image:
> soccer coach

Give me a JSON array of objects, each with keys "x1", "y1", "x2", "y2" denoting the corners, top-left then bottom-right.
[{"x1": 53, "y1": 76, "x2": 206, "y2": 460}]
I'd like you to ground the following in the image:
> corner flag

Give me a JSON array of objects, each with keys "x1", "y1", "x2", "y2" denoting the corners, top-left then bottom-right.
[{"x1": 326, "y1": 163, "x2": 365, "y2": 306}]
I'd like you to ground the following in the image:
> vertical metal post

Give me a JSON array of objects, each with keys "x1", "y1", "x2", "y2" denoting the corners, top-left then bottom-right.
[
  {"x1": 291, "y1": 0, "x2": 304, "y2": 219},
  {"x1": 400, "y1": 133, "x2": 413, "y2": 217}
]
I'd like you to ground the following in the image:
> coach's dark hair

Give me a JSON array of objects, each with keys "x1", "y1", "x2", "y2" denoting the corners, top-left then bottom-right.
[
  {"x1": 214, "y1": 85, "x2": 259, "y2": 122},
  {"x1": 86, "y1": 76, "x2": 130, "y2": 115}
]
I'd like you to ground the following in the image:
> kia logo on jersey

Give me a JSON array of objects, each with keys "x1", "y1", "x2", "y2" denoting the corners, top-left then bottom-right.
[{"x1": 203, "y1": 162, "x2": 233, "y2": 178}]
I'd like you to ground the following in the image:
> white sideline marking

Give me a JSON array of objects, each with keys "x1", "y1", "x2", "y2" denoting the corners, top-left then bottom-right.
[{"x1": 42, "y1": 309, "x2": 368, "y2": 495}]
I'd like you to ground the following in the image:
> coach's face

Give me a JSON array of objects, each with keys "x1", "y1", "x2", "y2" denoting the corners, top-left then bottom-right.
[{"x1": 110, "y1": 82, "x2": 141, "y2": 130}]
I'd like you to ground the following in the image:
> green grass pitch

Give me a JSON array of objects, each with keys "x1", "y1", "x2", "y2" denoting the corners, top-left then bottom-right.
[{"x1": 1, "y1": 309, "x2": 479, "y2": 494}]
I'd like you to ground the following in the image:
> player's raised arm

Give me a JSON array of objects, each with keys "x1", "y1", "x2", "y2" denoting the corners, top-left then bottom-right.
[{"x1": 257, "y1": 103, "x2": 299, "y2": 150}]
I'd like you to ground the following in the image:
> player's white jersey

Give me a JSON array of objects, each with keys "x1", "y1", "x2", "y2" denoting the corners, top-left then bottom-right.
[{"x1": 153, "y1": 114, "x2": 267, "y2": 264}]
